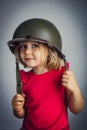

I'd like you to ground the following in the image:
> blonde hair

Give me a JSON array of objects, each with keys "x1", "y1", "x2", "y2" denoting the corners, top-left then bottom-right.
[
  {"x1": 14, "y1": 43, "x2": 26, "y2": 66},
  {"x1": 14, "y1": 42, "x2": 63, "y2": 70},
  {"x1": 46, "y1": 48, "x2": 62, "y2": 70}
]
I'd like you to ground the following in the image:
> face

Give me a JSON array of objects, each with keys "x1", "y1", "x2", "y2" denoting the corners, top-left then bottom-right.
[{"x1": 19, "y1": 41, "x2": 48, "y2": 70}]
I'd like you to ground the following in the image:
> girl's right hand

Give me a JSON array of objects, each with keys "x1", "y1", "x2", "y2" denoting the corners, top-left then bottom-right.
[{"x1": 12, "y1": 93, "x2": 25, "y2": 112}]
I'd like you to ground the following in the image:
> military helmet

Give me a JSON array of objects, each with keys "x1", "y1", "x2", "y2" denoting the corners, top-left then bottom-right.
[{"x1": 8, "y1": 18, "x2": 65, "y2": 59}]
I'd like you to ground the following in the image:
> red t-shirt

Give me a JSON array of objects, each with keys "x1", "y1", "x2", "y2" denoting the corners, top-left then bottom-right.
[{"x1": 20, "y1": 67, "x2": 70, "y2": 130}]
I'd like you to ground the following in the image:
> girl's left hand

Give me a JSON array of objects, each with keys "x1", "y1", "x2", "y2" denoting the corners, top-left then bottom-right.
[{"x1": 62, "y1": 70, "x2": 79, "y2": 92}]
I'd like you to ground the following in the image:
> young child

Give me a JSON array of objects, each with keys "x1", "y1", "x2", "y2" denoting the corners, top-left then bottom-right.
[{"x1": 8, "y1": 18, "x2": 84, "y2": 130}]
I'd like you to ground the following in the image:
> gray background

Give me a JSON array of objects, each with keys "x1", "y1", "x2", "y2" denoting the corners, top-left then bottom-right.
[{"x1": 0, "y1": 0, "x2": 87, "y2": 130}]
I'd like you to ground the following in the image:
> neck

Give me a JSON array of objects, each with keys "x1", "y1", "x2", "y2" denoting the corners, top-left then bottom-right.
[{"x1": 33, "y1": 66, "x2": 49, "y2": 74}]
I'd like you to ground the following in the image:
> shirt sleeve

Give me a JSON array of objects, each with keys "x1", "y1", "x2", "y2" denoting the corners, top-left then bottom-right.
[{"x1": 20, "y1": 70, "x2": 27, "y2": 84}]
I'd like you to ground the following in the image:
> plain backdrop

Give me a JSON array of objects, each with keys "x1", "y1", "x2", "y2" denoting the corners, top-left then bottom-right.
[{"x1": 0, "y1": 0, "x2": 87, "y2": 130}]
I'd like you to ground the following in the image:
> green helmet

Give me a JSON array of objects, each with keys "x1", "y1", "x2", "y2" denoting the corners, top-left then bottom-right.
[{"x1": 8, "y1": 18, "x2": 65, "y2": 59}]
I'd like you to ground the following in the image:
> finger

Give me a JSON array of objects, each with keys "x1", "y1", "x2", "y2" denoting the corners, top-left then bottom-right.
[
  {"x1": 62, "y1": 78, "x2": 68, "y2": 83},
  {"x1": 12, "y1": 97, "x2": 25, "y2": 106},
  {"x1": 16, "y1": 94, "x2": 25, "y2": 101},
  {"x1": 62, "y1": 82, "x2": 67, "y2": 87},
  {"x1": 21, "y1": 92, "x2": 25, "y2": 98},
  {"x1": 12, "y1": 102, "x2": 23, "y2": 109},
  {"x1": 62, "y1": 73, "x2": 70, "y2": 80},
  {"x1": 12, "y1": 101, "x2": 24, "y2": 110},
  {"x1": 13, "y1": 105, "x2": 23, "y2": 112}
]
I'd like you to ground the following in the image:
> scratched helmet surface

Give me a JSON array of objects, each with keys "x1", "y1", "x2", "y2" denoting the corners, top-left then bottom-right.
[{"x1": 8, "y1": 18, "x2": 63, "y2": 57}]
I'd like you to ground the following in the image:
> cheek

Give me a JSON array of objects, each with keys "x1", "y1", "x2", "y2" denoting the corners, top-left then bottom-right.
[
  {"x1": 36, "y1": 53, "x2": 41, "y2": 61},
  {"x1": 34, "y1": 50, "x2": 41, "y2": 62},
  {"x1": 38, "y1": 51, "x2": 47, "y2": 64}
]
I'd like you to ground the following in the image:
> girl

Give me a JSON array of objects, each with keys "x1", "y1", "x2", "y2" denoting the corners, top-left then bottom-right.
[{"x1": 8, "y1": 18, "x2": 84, "y2": 130}]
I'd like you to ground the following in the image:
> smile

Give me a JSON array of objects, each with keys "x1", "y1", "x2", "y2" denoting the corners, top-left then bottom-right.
[{"x1": 25, "y1": 58, "x2": 34, "y2": 61}]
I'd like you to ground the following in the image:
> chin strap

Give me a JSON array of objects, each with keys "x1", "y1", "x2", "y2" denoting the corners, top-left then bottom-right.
[
  {"x1": 64, "y1": 58, "x2": 70, "y2": 71},
  {"x1": 16, "y1": 59, "x2": 22, "y2": 94}
]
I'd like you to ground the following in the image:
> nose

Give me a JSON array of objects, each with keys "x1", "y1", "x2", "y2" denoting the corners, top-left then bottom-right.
[{"x1": 25, "y1": 47, "x2": 32, "y2": 55}]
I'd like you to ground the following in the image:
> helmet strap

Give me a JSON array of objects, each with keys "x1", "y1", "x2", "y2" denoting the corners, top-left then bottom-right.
[
  {"x1": 16, "y1": 59, "x2": 22, "y2": 94},
  {"x1": 63, "y1": 58, "x2": 69, "y2": 71}
]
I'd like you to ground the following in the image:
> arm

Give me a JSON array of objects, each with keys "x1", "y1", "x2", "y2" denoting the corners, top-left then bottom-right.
[
  {"x1": 12, "y1": 93, "x2": 25, "y2": 118},
  {"x1": 62, "y1": 70, "x2": 85, "y2": 114}
]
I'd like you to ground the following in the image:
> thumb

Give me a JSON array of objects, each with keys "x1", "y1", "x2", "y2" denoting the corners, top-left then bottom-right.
[{"x1": 21, "y1": 92, "x2": 25, "y2": 98}]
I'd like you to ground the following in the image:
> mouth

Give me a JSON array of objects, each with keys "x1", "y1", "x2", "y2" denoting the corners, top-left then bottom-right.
[{"x1": 25, "y1": 58, "x2": 34, "y2": 61}]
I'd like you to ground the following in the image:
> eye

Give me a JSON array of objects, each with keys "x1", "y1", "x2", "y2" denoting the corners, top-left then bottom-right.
[
  {"x1": 32, "y1": 43, "x2": 39, "y2": 49},
  {"x1": 20, "y1": 44, "x2": 27, "y2": 50}
]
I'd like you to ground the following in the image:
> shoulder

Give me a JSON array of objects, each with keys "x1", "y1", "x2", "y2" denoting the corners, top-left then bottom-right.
[
  {"x1": 20, "y1": 70, "x2": 31, "y2": 84},
  {"x1": 51, "y1": 66, "x2": 66, "y2": 75}
]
